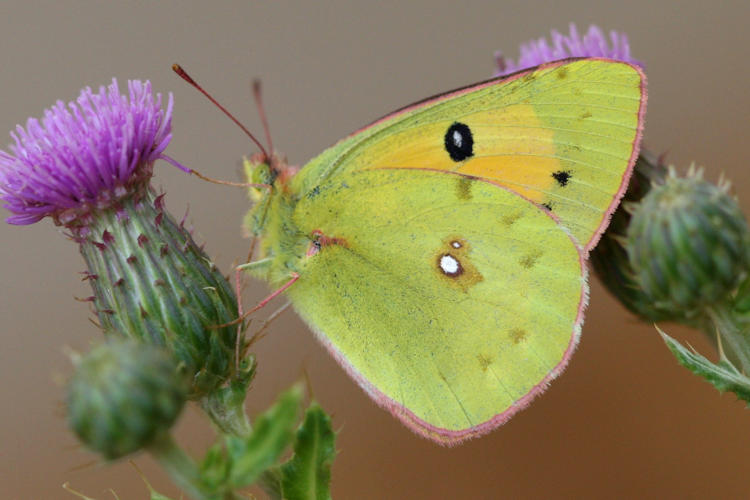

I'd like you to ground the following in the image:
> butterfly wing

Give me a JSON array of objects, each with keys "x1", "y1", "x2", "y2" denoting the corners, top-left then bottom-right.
[
  {"x1": 291, "y1": 58, "x2": 646, "y2": 254},
  {"x1": 288, "y1": 168, "x2": 586, "y2": 444}
]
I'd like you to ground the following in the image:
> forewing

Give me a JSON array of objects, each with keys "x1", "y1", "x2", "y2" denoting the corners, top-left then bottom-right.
[{"x1": 292, "y1": 58, "x2": 646, "y2": 253}]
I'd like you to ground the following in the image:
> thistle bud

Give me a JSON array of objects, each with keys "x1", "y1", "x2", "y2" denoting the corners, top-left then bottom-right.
[
  {"x1": 626, "y1": 167, "x2": 750, "y2": 315},
  {"x1": 0, "y1": 80, "x2": 239, "y2": 398},
  {"x1": 66, "y1": 340, "x2": 187, "y2": 460},
  {"x1": 590, "y1": 151, "x2": 675, "y2": 320}
]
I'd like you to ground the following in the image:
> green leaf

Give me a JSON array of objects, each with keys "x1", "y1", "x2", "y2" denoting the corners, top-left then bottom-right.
[
  {"x1": 659, "y1": 327, "x2": 750, "y2": 404},
  {"x1": 281, "y1": 403, "x2": 336, "y2": 500},
  {"x1": 228, "y1": 385, "x2": 303, "y2": 488},
  {"x1": 199, "y1": 441, "x2": 230, "y2": 490}
]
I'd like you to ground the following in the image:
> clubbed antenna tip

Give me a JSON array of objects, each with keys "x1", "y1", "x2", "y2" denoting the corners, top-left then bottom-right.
[{"x1": 172, "y1": 63, "x2": 269, "y2": 160}]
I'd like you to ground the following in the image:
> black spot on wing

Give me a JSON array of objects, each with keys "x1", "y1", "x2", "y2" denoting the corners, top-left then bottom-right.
[
  {"x1": 552, "y1": 170, "x2": 571, "y2": 187},
  {"x1": 444, "y1": 122, "x2": 474, "y2": 162}
]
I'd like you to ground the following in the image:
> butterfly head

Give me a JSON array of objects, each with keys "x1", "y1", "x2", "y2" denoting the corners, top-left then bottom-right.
[{"x1": 243, "y1": 151, "x2": 299, "y2": 201}]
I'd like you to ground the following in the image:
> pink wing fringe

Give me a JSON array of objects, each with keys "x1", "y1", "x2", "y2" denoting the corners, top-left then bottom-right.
[{"x1": 584, "y1": 62, "x2": 647, "y2": 254}]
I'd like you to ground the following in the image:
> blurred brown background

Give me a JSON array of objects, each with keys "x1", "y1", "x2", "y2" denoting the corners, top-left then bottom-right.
[{"x1": 1, "y1": 1, "x2": 749, "y2": 498}]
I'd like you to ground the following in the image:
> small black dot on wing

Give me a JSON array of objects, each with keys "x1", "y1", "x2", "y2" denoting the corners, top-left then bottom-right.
[{"x1": 552, "y1": 170, "x2": 571, "y2": 187}]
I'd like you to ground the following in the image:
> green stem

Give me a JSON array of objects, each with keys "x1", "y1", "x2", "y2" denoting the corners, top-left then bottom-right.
[
  {"x1": 148, "y1": 433, "x2": 217, "y2": 500},
  {"x1": 199, "y1": 377, "x2": 284, "y2": 499},
  {"x1": 201, "y1": 389, "x2": 283, "y2": 499},
  {"x1": 200, "y1": 392, "x2": 252, "y2": 437},
  {"x1": 200, "y1": 356, "x2": 256, "y2": 437},
  {"x1": 200, "y1": 398, "x2": 282, "y2": 499}
]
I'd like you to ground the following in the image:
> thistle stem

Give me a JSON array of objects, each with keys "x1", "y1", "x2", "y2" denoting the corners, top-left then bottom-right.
[
  {"x1": 200, "y1": 385, "x2": 283, "y2": 499},
  {"x1": 148, "y1": 432, "x2": 217, "y2": 500},
  {"x1": 200, "y1": 392, "x2": 252, "y2": 437}
]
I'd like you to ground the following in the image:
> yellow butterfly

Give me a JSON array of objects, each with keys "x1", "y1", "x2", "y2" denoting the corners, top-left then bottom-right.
[{"x1": 243, "y1": 58, "x2": 646, "y2": 444}]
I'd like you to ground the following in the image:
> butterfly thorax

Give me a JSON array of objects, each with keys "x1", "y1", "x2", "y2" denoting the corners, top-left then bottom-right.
[{"x1": 243, "y1": 154, "x2": 310, "y2": 287}]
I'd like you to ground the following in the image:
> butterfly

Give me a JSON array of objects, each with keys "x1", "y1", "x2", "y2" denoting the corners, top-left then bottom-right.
[{"x1": 242, "y1": 58, "x2": 646, "y2": 445}]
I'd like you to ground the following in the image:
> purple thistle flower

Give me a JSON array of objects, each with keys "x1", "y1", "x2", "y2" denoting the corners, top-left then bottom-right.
[
  {"x1": 0, "y1": 79, "x2": 173, "y2": 225},
  {"x1": 0, "y1": 78, "x2": 241, "y2": 399},
  {"x1": 494, "y1": 24, "x2": 640, "y2": 76}
]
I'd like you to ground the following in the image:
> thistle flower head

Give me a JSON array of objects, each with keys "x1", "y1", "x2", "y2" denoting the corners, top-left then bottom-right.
[
  {"x1": 0, "y1": 79, "x2": 173, "y2": 226},
  {"x1": 2, "y1": 79, "x2": 239, "y2": 398},
  {"x1": 494, "y1": 24, "x2": 640, "y2": 76}
]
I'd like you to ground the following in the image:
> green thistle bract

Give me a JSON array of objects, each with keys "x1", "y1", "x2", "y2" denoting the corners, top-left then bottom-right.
[
  {"x1": 66, "y1": 340, "x2": 188, "y2": 460},
  {"x1": 79, "y1": 191, "x2": 239, "y2": 398},
  {"x1": 0, "y1": 79, "x2": 239, "y2": 398},
  {"x1": 626, "y1": 168, "x2": 750, "y2": 315}
]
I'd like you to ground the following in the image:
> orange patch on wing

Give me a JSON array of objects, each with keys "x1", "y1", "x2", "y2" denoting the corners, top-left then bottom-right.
[
  {"x1": 356, "y1": 104, "x2": 562, "y2": 204},
  {"x1": 457, "y1": 104, "x2": 559, "y2": 202}
]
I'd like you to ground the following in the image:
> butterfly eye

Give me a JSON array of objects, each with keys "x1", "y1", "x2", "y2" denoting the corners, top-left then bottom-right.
[{"x1": 444, "y1": 122, "x2": 474, "y2": 162}]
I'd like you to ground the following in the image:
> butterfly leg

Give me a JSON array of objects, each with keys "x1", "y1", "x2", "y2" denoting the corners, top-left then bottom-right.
[
  {"x1": 244, "y1": 273, "x2": 299, "y2": 319},
  {"x1": 244, "y1": 301, "x2": 293, "y2": 353},
  {"x1": 219, "y1": 271, "x2": 300, "y2": 329}
]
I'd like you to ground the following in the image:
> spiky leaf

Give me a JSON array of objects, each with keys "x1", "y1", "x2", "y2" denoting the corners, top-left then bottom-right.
[
  {"x1": 281, "y1": 404, "x2": 336, "y2": 500},
  {"x1": 198, "y1": 442, "x2": 231, "y2": 491},
  {"x1": 659, "y1": 327, "x2": 750, "y2": 404},
  {"x1": 228, "y1": 385, "x2": 303, "y2": 488}
]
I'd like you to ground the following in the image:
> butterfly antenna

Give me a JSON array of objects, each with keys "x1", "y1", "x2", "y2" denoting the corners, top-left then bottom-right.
[
  {"x1": 252, "y1": 79, "x2": 274, "y2": 156},
  {"x1": 172, "y1": 64, "x2": 270, "y2": 161}
]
